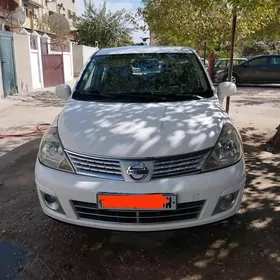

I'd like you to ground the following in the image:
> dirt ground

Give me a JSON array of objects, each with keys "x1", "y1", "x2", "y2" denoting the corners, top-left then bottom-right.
[{"x1": 0, "y1": 86, "x2": 279, "y2": 280}]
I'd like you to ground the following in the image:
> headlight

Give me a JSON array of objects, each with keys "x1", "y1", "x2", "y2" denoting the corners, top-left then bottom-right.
[
  {"x1": 38, "y1": 127, "x2": 74, "y2": 172},
  {"x1": 202, "y1": 124, "x2": 243, "y2": 171}
]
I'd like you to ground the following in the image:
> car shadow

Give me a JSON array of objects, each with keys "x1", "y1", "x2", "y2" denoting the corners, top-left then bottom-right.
[{"x1": 0, "y1": 138, "x2": 279, "y2": 279}]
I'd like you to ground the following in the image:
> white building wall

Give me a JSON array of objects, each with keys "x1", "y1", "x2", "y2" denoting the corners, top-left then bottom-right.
[
  {"x1": 73, "y1": 45, "x2": 99, "y2": 77},
  {"x1": 30, "y1": 50, "x2": 42, "y2": 89},
  {"x1": 63, "y1": 53, "x2": 73, "y2": 82},
  {"x1": 21, "y1": 0, "x2": 77, "y2": 31}
]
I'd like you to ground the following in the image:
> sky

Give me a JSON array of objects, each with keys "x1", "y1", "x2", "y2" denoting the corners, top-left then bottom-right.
[{"x1": 76, "y1": 0, "x2": 149, "y2": 43}]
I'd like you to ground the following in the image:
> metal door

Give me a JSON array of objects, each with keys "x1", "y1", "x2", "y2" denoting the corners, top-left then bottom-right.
[
  {"x1": 41, "y1": 54, "x2": 64, "y2": 87},
  {"x1": 41, "y1": 39, "x2": 64, "y2": 87},
  {"x1": 0, "y1": 31, "x2": 17, "y2": 97}
]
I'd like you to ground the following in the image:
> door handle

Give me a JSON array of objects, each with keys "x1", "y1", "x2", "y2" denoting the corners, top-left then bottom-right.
[{"x1": 261, "y1": 67, "x2": 267, "y2": 70}]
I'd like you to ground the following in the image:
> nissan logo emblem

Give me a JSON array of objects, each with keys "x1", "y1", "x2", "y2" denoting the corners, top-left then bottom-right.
[{"x1": 127, "y1": 162, "x2": 148, "y2": 181}]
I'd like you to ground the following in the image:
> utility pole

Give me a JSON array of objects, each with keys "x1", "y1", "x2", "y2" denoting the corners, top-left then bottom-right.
[
  {"x1": 203, "y1": 41, "x2": 207, "y2": 66},
  {"x1": 226, "y1": 13, "x2": 237, "y2": 114}
]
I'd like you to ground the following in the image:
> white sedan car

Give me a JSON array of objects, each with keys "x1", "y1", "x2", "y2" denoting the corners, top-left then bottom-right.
[{"x1": 35, "y1": 46, "x2": 246, "y2": 232}]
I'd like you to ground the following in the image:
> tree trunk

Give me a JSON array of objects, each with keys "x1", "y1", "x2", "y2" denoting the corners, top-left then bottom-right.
[
  {"x1": 268, "y1": 125, "x2": 280, "y2": 152},
  {"x1": 208, "y1": 50, "x2": 215, "y2": 80}
]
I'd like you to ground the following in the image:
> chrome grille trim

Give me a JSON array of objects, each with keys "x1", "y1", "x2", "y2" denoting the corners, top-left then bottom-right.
[
  {"x1": 151, "y1": 149, "x2": 211, "y2": 179},
  {"x1": 65, "y1": 150, "x2": 124, "y2": 181},
  {"x1": 65, "y1": 148, "x2": 212, "y2": 180},
  {"x1": 72, "y1": 200, "x2": 206, "y2": 224}
]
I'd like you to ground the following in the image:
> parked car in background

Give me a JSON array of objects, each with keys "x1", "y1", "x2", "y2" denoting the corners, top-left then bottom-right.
[
  {"x1": 214, "y1": 55, "x2": 280, "y2": 84},
  {"x1": 215, "y1": 58, "x2": 248, "y2": 72},
  {"x1": 35, "y1": 46, "x2": 245, "y2": 232}
]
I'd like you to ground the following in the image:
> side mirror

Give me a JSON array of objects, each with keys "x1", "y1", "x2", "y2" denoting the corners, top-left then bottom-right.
[
  {"x1": 243, "y1": 61, "x2": 249, "y2": 67},
  {"x1": 55, "y1": 84, "x2": 71, "y2": 101},
  {"x1": 217, "y1": 82, "x2": 237, "y2": 105}
]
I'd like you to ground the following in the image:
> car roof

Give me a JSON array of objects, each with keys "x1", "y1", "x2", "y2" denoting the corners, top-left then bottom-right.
[
  {"x1": 95, "y1": 46, "x2": 194, "y2": 56},
  {"x1": 219, "y1": 58, "x2": 247, "y2": 60},
  {"x1": 250, "y1": 54, "x2": 280, "y2": 59}
]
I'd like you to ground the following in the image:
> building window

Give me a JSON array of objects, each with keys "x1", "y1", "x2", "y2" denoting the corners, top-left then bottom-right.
[
  {"x1": 49, "y1": 11, "x2": 54, "y2": 16},
  {"x1": 23, "y1": 3, "x2": 28, "y2": 17},
  {"x1": 68, "y1": 9, "x2": 71, "y2": 18}
]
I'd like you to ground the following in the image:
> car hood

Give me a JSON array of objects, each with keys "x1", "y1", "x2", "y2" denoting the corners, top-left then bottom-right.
[{"x1": 58, "y1": 98, "x2": 228, "y2": 158}]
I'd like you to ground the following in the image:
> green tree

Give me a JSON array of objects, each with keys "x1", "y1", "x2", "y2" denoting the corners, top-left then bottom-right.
[
  {"x1": 140, "y1": 0, "x2": 280, "y2": 113},
  {"x1": 35, "y1": 13, "x2": 71, "y2": 51},
  {"x1": 140, "y1": 0, "x2": 280, "y2": 50},
  {"x1": 238, "y1": 39, "x2": 280, "y2": 57},
  {"x1": 140, "y1": 0, "x2": 280, "y2": 146},
  {"x1": 139, "y1": 0, "x2": 232, "y2": 48},
  {"x1": 74, "y1": 0, "x2": 135, "y2": 48}
]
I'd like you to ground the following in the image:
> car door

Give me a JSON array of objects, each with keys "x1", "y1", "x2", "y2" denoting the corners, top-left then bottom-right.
[
  {"x1": 237, "y1": 59, "x2": 247, "y2": 65},
  {"x1": 239, "y1": 56, "x2": 269, "y2": 83},
  {"x1": 266, "y1": 56, "x2": 280, "y2": 83},
  {"x1": 215, "y1": 59, "x2": 227, "y2": 71}
]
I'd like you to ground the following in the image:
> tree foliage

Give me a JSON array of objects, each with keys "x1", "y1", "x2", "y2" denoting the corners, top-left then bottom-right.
[
  {"x1": 140, "y1": 0, "x2": 232, "y2": 47},
  {"x1": 239, "y1": 39, "x2": 280, "y2": 57},
  {"x1": 139, "y1": 0, "x2": 280, "y2": 53},
  {"x1": 74, "y1": 0, "x2": 135, "y2": 48},
  {"x1": 35, "y1": 13, "x2": 70, "y2": 36},
  {"x1": 35, "y1": 13, "x2": 71, "y2": 51}
]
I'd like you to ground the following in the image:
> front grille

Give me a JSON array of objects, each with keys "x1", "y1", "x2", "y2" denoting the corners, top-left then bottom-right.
[
  {"x1": 66, "y1": 148, "x2": 211, "y2": 181},
  {"x1": 152, "y1": 149, "x2": 211, "y2": 179},
  {"x1": 66, "y1": 151, "x2": 124, "y2": 180},
  {"x1": 72, "y1": 200, "x2": 205, "y2": 224}
]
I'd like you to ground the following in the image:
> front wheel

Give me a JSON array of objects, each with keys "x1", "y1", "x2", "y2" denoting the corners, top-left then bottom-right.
[{"x1": 224, "y1": 73, "x2": 239, "y2": 85}]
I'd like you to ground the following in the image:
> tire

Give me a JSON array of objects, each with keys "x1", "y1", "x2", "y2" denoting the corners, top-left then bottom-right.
[
  {"x1": 223, "y1": 73, "x2": 239, "y2": 85},
  {"x1": 214, "y1": 213, "x2": 243, "y2": 229}
]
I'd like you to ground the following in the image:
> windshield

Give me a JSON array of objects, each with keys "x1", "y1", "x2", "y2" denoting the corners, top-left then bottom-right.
[{"x1": 74, "y1": 52, "x2": 213, "y2": 102}]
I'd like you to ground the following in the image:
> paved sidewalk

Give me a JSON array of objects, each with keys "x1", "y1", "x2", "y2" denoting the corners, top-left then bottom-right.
[
  {"x1": 33, "y1": 78, "x2": 77, "y2": 93},
  {"x1": 0, "y1": 80, "x2": 76, "y2": 167}
]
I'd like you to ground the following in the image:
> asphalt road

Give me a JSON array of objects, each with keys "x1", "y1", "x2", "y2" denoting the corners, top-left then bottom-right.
[{"x1": 0, "y1": 86, "x2": 279, "y2": 280}]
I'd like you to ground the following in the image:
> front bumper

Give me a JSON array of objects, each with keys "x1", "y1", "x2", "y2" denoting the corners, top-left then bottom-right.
[{"x1": 35, "y1": 158, "x2": 246, "y2": 232}]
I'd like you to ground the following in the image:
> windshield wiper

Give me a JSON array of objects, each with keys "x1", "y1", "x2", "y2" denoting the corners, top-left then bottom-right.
[
  {"x1": 174, "y1": 94, "x2": 203, "y2": 100},
  {"x1": 72, "y1": 89, "x2": 116, "y2": 99},
  {"x1": 152, "y1": 93, "x2": 204, "y2": 100},
  {"x1": 104, "y1": 92, "x2": 165, "y2": 101},
  {"x1": 72, "y1": 90, "x2": 163, "y2": 101},
  {"x1": 105, "y1": 91, "x2": 204, "y2": 100},
  {"x1": 85, "y1": 88, "x2": 115, "y2": 98},
  {"x1": 72, "y1": 89, "x2": 206, "y2": 102},
  {"x1": 102, "y1": 92, "x2": 204, "y2": 101}
]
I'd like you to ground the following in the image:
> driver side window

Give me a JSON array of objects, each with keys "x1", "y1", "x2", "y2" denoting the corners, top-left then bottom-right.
[
  {"x1": 77, "y1": 59, "x2": 96, "y2": 90},
  {"x1": 249, "y1": 57, "x2": 267, "y2": 66},
  {"x1": 219, "y1": 60, "x2": 227, "y2": 67}
]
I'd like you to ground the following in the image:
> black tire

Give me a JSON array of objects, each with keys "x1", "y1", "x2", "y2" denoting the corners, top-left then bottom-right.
[
  {"x1": 223, "y1": 73, "x2": 239, "y2": 85},
  {"x1": 214, "y1": 213, "x2": 243, "y2": 229}
]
